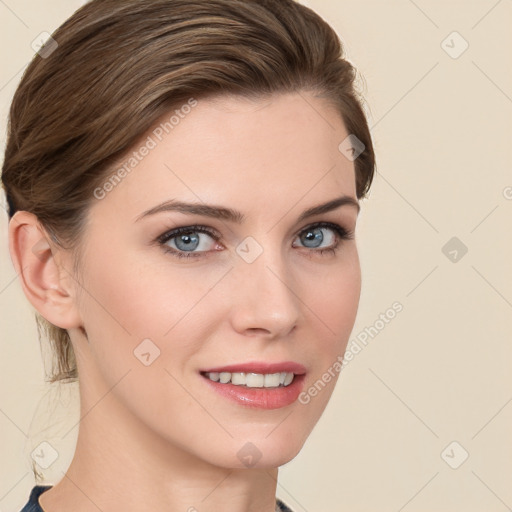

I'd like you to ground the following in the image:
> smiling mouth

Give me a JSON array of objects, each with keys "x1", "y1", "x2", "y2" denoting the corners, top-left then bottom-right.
[{"x1": 201, "y1": 371, "x2": 295, "y2": 388}]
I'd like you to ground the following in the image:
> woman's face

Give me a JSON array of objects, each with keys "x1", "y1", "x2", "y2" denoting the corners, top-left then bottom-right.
[{"x1": 70, "y1": 92, "x2": 361, "y2": 468}]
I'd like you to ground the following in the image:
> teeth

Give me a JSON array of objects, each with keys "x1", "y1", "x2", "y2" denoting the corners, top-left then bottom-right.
[
  {"x1": 246, "y1": 373, "x2": 264, "y2": 387},
  {"x1": 283, "y1": 372, "x2": 294, "y2": 386},
  {"x1": 264, "y1": 373, "x2": 280, "y2": 387},
  {"x1": 231, "y1": 372, "x2": 246, "y2": 385},
  {"x1": 205, "y1": 371, "x2": 295, "y2": 388}
]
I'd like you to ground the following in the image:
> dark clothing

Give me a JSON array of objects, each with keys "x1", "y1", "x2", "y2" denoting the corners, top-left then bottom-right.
[{"x1": 19, "y1": 485, "x2": 52, "y2": 512}]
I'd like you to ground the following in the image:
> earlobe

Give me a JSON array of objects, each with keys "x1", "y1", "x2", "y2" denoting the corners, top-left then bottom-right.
[{"x1": 8, "y1": 211, "x2": 83, "y2": 330}]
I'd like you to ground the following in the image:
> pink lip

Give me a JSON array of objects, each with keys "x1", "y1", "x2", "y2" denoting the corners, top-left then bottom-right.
[
  {"x1": 199, "y1": 361, "x2": 307, "y2": 410},
  {"x1": 200, "y1": 361, "x2": 306, "y2": 375}
]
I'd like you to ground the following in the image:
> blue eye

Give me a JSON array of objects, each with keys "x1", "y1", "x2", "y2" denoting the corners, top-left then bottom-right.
[
  {"x1": 158, "y1": 226, "x2": 218, "y2": 258},
  {"x1": 157, "y1": 222, "x2": 353, "y2": 260},
  {"x1": 297, "y1": 225, "x2": 336, "y2": 249},
  {"x1": 292, "y1": 222, "x2": 353, "y2": 258}
]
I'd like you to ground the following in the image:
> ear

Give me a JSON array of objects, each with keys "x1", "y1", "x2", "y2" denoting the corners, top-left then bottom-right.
[{"x1": 8, "y1": 211, "x2": 83, "y2": 330}]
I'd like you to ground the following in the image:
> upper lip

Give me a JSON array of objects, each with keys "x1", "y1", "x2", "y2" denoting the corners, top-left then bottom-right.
[{"x1": 200, "y1": 361, "x2": 306, "y2": 375}]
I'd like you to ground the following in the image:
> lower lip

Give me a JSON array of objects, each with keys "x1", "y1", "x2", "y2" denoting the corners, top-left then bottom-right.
[{"x1": 200, "y1": 373, "x2": 306, "y2": 409}]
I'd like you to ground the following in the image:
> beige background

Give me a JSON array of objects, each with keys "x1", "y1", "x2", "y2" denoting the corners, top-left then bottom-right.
[{"x1": 1, "y1": 1, "x2": 511, "y2": 511}]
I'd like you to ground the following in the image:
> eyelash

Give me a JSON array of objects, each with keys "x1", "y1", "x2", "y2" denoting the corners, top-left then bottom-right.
[{"x1": 156, "y1": 222, "x2": 354, "y2": 260}]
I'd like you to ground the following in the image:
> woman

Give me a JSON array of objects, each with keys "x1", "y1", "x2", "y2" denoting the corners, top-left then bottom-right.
[{"x1": 2, "y1": 0, "x2": 375, "y2": 510}]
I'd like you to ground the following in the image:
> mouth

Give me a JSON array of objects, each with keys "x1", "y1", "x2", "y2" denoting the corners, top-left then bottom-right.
[{"x1": 199, "y1": 362, "x2": 307, "y2": 409}]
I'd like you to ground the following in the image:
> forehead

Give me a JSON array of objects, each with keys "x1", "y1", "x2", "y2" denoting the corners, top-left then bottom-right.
[{"x1": 90, "y1": 92, "x2": 356, "y2": 222}]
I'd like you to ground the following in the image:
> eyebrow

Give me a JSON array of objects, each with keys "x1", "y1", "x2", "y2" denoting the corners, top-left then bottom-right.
[{"x1": 135, "y1": 195, "x2": 360, "y2": 224}]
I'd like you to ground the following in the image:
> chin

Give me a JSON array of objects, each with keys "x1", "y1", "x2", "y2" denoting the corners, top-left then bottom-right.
[
  {"x1": 257, "y1": 446, "x2": 303, "y2": 469},
  {"x1": 219, "y1": 429, "x2": 310, "y2": 470},
  {"x1": 224, "y1": 447, "x2": 304, "y2": 470}
]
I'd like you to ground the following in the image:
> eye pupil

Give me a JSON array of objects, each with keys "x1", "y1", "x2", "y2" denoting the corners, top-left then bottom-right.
[
  {"x1": 176, "y1": 233, "x2": 200, "y2": 251},
  {"x1": 301, "y1": 228, "x2": 324, "y2": 248}
]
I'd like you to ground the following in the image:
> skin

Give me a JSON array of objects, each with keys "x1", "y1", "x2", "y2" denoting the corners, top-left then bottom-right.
[{"x1": 9, "y1": 91, "x2": 362, "y2": 512}]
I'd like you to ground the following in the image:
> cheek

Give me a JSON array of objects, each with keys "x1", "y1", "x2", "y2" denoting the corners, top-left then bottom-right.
[
  {"x1": 307, "y1": 248, "x2": 361, "y2": 343},
  {"x1": 74, "y1": 257, "x2": 218, "y2": 432},
  {"x1": 77, "y1": 253, "x2": 228, "y2": 364},
  {"x1": 298, "y1": 250, "x2": 361, "y2": 405}
]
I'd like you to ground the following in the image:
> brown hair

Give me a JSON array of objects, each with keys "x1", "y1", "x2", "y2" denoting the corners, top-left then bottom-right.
[{"x1": 1, "y1": 0, "x2": 375, "y2": 385}]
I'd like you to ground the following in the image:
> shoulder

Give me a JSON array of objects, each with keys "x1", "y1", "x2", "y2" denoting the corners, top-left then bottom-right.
[
  {"x1": 276, "y1": 497, "x2": 295, "y2": 512},
  {"x1": 19, "y1": 485, "x2": 53, "y2": 512}
]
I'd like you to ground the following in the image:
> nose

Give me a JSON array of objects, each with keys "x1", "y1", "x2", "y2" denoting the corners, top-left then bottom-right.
[{"x1": 229, "y1": 244, "x2": 301, "y2": 339}]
